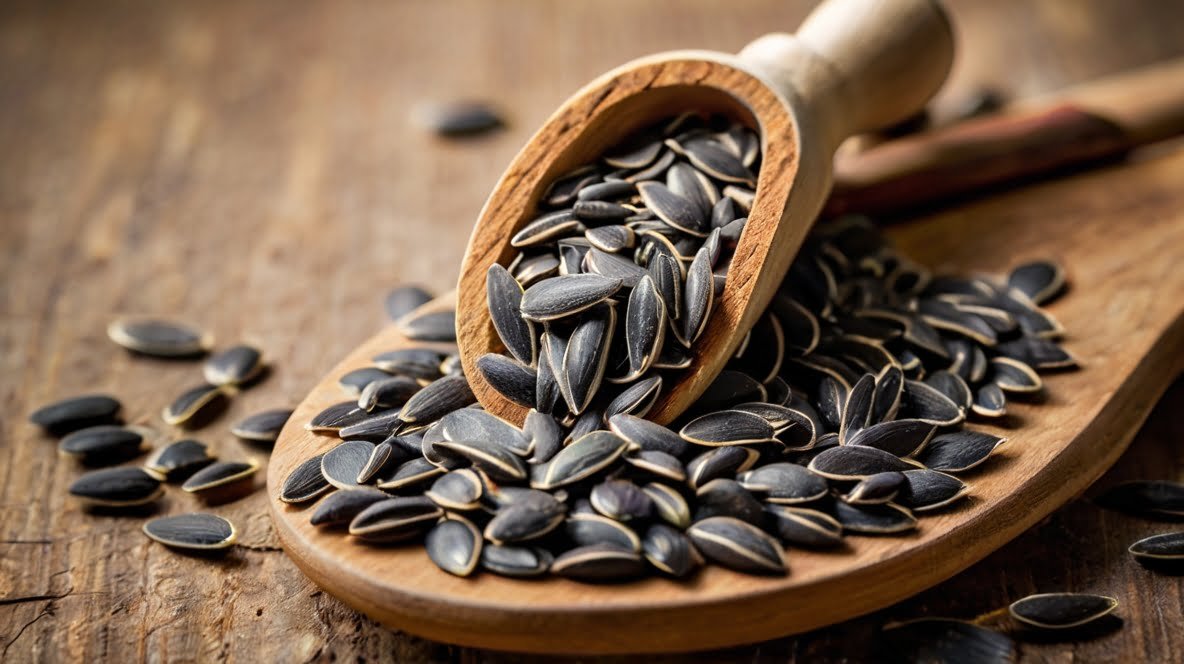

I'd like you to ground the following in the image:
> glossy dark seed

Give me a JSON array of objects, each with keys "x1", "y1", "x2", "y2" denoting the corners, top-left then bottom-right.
[
  {"x1": 519, "y1": 274, "x2": 623, "y2": 322},
  {"x1": 1129, "y1": 532, "x2": 1184, "y2": 561},
  {"x1": 840, "y1": 373, "x2": 875, "y2": 444},
  {"x1": 1008, "y1": 593, "x2": 1118, "y2": 629},
  {"x1": 915, "y1": 431, "x2": 1006, "y2": 473},
  {"x1": 902, "y1": 379, "x2": 964, "y2": 426},
  {"x1": 59, "y1": 425, "x2": 147, "y2": 465},
  {"x1": 736, "y1": 463, "x2": 828, "y2": 505},
  {"x1": 349, "y1": 496, "x2": 442, "y2": 542},
  {"x1": 396, "y1": 309, "x2": 456, "y2": 342},
  {"x1": 882, "y1": 619, "x2": 1016, "y2": 664},
  {"x1": 162, "y1": 384, "x2": 227, "y2": 426},
  {"x1": 484, "y1": 490, "x2": 566, "y2": 544},
  {"x1": 30, "y1": 394, "x2": 122, "y2": 434},
  {"x1": 972, "y1": 383, "x2": 1008, "y2": 418},
  {"x1": 480, "y1": 544, "x2": 554, "y2": 577},
  {"x1": 643, "y1": 524, "x2": 703, "y2": 578},
  {"x1": 524, "y1": 409, "x2": 562, "y2": 464},
  {"x1": 182, "y1": 460, "x2": 259, "y2": 495},
  {"x1": 440, "y1": 408, "x2": 531, "y2": 456},
  {"x1": 384, "y1": 285, "x2": 433, "y2": 321},
  {"x1": 561, "y1": 304, "x2": 614, "y2": 415},
  {"x1": 591, "y1": 479, "x2": 653, "y2": 522},
  {"x1": 686, "y1": 446, "x2": 760, "y2": 490},
  {"x1": 845, "y1": 471, "x2": 905, "y2": 505},
  {"x1": 487, "y1": 264, "x2": 536, "y2": 365},
  {"x1": 833, "y1": 501, "x2": 917, "y2": 534},
  {"x1": 895, "y1": 469, "x2": 968, "y2": 511},
  {"x1": 476, "y1": 353, "x2": 537, "y2": 407},
  {"x1": 809, "y1": 445, "x2": 919, "y2": 480},
  {"x1": 143, "y1": 513, "x2": 237, "y2": 550},
  {"x1": 230, "y1": 408, "x2": 292, "y2": 444},
  {"x1": 357, "y1": 376, "x2": 420, "y2": 412},
  {"x1": 203, "y1": 345, "x2": 264, "y2": 386},
  {"x1": 608, "y1": 413, "x2": 687, "y2": 456},
  {"x1": 990, "y1": 357, "x2": 1043, "y2": 393},
  {"x1": 435, "y1": 439, "x2": 528, "y2": 482},
  {"x1": 281, "y1": 454, "x2": 332, "y2": 503},
  {"x1": 687, "y1": 516, "x2": 786, "y2": 575},
  {"x1": 371, "y1": 348, "x2": 445, "y2": 380},
  {"x1": 694, "y1": 479, "x2": 763, "y2": 525},
  {"x1": 424, "y1": 468, "x2": 484, "y2": 511},
  {"x1": 604, "y1": 376, "x2": 663, "y2": 420},
  {"x1": 321, "y1": 441, "x2": 376, "y2": 489},
  {"x1": 338, "y1": 409, "x2": 403, "y2": 440},
  {"x1": 643, "y1": 482, "x2": 692, "y2": 529},
  {"x1": 681, "y1": 246, "x2": 714, "y2": 343},
  {"x1": 637, "y1": 181, "x2": 708, "y2": 237},
  {"x1": 1007, "y1": 260, "x2": 1065, "y2": 305},
  {"x1": 107, "y1": 317, "x2": 211, "y2": 357},
  {"x1": 1095, "y1": 480, "x2": 1184, "y2": 518},
  {"x1": 310, "y1": 488, "x2": 390, "y2": 527},
  {"x1": 425, "y1": 517, "x2": 483, "y2": 577},
  {"x1": 145, "y1": 439, "x2": 216, "y2": 481},
  {"x1": 680, "y1": 410, "x2": 774, "y2": 446},
  {"x1": 376, "y1": 457, "x2": 445, "y2": 491},
  {"x1": 356, "y1": 442, "x2": 396, "y2": 484},
  {"x1": 418, "y1": 101, "x2": 504, "y2": 137},
  {"x1": 69, "y1": 466, "x2": 163, "y2": 507},
  {"x1": 566, "y1": 513, "x2": 641, "y2": 552},
  {"x1": 681, "y1": 137, "x2": 755, "y2": 184},
  {"x1": 399, "y1": 375, "x2": 476, "y2": 425},
  {"x1": 532, "y1": 430, "x2": 629, "y2": 490},
  {"x1": 306, "y1": 401, "x2": 370, "y2": 433},
  {"x1": 551, "y1": 544, "x2": 645, "y2": 582},
  {"x1": 846, "y1": 419, "x2": 936, "y2": 457}
]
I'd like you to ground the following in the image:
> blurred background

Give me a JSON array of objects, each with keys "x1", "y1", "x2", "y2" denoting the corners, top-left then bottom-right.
[{"x1": 2, "y1": 0, "x2": 1183, "y2": 661}]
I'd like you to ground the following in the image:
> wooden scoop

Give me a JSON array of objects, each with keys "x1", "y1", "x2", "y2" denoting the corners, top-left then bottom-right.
[{"x1": 456, "y1": 0, "x2": 954, "y2": 425}]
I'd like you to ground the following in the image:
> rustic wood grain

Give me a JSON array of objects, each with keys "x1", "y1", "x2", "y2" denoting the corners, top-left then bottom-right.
[{"x1": 2, "y1": 0, "x2": 1183, "y2": 661}]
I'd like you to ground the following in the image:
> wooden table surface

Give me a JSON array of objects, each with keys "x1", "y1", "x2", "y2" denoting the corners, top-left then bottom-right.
[{"x1": 2, "y1": 0, "x2": 1182, "y2": 661}]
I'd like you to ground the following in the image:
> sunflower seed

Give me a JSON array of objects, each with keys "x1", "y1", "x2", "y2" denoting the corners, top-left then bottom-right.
[
  {"x1": 847, "y1": 419, "x2": 936, "y2": 457},
  {"x1": 639, "y1": 482, "x2": 691, "y2": 529},
  {"x1": 577, "y1": 179, "x2": 636, "y2": 202},
  {"x1": 476, "y1": 353, "x2": 537, "y2": 407},
  {"x1": 590, "y1": 479, "x2": 653, "y2": 522},
  {"x1": 882, "y1": 619, "x2": 1016, "y2": 664},
  {"x1": 550, "y1": 544, "x2": 645, "y2": 582},
  {"x1": 681, "y1": 137, "x2": 755, "y2": 184},
  {"x1": 145, "y1": 439, "x2": 215, "y2": 481},
  {"x1": 480, "y1": 544, "x2": 554, "y2": 577},
  {"x1": 972, "y1": 383, "x2": 1008, "y2": 418},
  {"x1": 69, "y1": 466, "x2": 164, "y2": 507},
  {"x1": 995, "y1": 336, "x2": 1077, "y2": 370},
  {"x1": 545, "y1": 167, "x2": 600, "y2": 207},
  {"x1": 737, "y1": 463, "x2": 828, "y2": 504},
  {"x1": 766, "y1": 505, "x2": 845, "y2": 548},
  {"x1": 1008, "y1": 260, "x2": 1065, "y2": 305},
  {"x1": 901, "y1": 379, "x2": 964, "y2": 426},
  {"x1": 523, "y1": 409, "x2": 562, "y2": 464},
  {"x1": 642, "y1": 524, "x2": 703, "y2": 578},
  {"x1": 230, "y1": 408, "x2": 292, "y2": 444},
  {"x1": 30, "y1": 394, "x2": 122, "y2": 435},
  {"x1": 681, "y1": 246, "x2": 715, "y2": 343},
  {"x1": 59, "y1": 425, "x2": 149, "y2": 465},
  {"x1": 532, "y1": 430, "x2": 628, "y2": 490},
  {"x1": 338, "y1": 368, "x2": 399, "y2": 398},
  {"x1": 484, "y1": 490, "x2": 566, "y2": 543},
  {"x1": 833, "y1": 501, "x2": 917, "y2": 534},
  {"x1": 202, "y1": 345, "x2": 264, "y2": 386},
  {"x1": 358, "y1": 376, "x2": 420, "y2": 412},
  {"x1": 372, "y1": 348, "x2": 445, "y2": 380},
  {"x1": 603, "y1": 376, "x2": 663, "y2": 420},
  {"x1": 399, "y1": 375, "x2": 475, "y2": 425},
  {"x1": 608, "y1": 413, "x2": 687, "y2": 456},
  {"x1": 895, "y1": 469, "x2": 968, "y2": 511},
  {"x1": 619, "y1": 275, "x2": 665, "y2": 379},
  {"x1": 396, "y1": 309, "x2": 456, "y2": 342},
  {"x1": 349, "y1": 496, "x2": 442, "y2": 542},
  {"x1": 687, "y1": 516, "x2": 785, "y2": 575},
  {"x1": 424, "y1": 468, "x2": 484, "y2": 511},
  {"x1": 440, "y1": 408, "x2": 532, "y2": 456},
  {"x1": 512, "y1": 253, "x2": 561, "y2": 286},
  {"x1": 182, "y1": 460, "x2": 259, "y2": 498},
  {"x1": 845, "y1": 472, "x2": 905, "y2": 505},
  {"x1": 426, "y1": 516, "x2": 483, "y2": 577},
  {"x1": 561, "y1": 303, "x2": 614, "y2": 414},
  {"x1": 573, "y1": 200, "x2": 633, "y2": 222},
  {"x1": 107, "y1": 317, "x2": 211, "y2": 357},
  {"x1": 1008, "y1": 593, "x2": 1118, "y2": 630},
  {"x1": 809, "y1": 445, "x2": 920, "y2": 480},
  {"x1": 1129, "y1": 532, "x2": 1184, "y2": 562},
  {"x1": 585, "y1": 225, "x2": 635, "y2": 253},
  {"x1": 666, "y1": 162, "x2": 718, "y2": 217},
  {"x1": 487, "y1": 264, "x2": 536, "y2": 365},
  {"x1": 648, "y1": 252, "x2": 682, "y2": 320},
  {"x1": 914, "y1": 431, "x2": 1006, "y2": 473},
  {"x1": 686, "y1": 446, "x2": 760, "y2": 490},
  {"x1": 637, "y1": 181, "x2": 707, "y2": 237},
  {"x1": 435, "y1": 439, "x2": 528, "y2": 482},
  {"x1": 143, "y1": 513, "x2": 237, "y2": 550},
  {"x1": 417, "y1": 101, "x2": 503, "y2": 137},
  {"x1": 694, "y1": 478, "x2": 764, "y2": 525},
  {"x1": 376, "y1": 457, "x2": 445, "y2": 491},
  {"x1": 310, "y1": 488, "x2": 390, "y2": 527},
  {"x1": 840, "y1": 373, "x2": 876, "y2": 444},
  {"x1": 519, "y1": 274, "x2": 622, "y2": 322},
  {"x1": 681, "y1": 410, "x2": 774, "y2": 446},
  {"x1": 281, "y1": 454, "x2": 332, "y2": 503},
  {"x1": 566, "y1": 513, "x2": 641, "y2": 552},
  {"x1": 990, "y1": 357, "x2": 1043, "y2": 393},
  {"x1": 384, "y1": 285, "x2": 433, "y2": 321},
  {"x1": 623, "y1": 449, "x2": 685, "y2": 482},
  {"x1": 1095, "y1": 480, "x2": 1184, "y2": 518},
  {"x1": 162, "y1": 384, "x2": 227, "y2": 426}
]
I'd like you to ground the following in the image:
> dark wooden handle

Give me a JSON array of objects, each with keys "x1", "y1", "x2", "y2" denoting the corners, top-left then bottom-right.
[{"x1": 826, "y1": 57, "x2": 1184, "y2": 217}]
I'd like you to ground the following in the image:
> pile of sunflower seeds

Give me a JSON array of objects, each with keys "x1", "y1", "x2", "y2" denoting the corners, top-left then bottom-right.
[
  {"x1": 288, "y1": 140, "x2": 1078, "y2": 581},
  {"x1": 29, "y1": 325, "x2": 294, "y2": 552},
  {"x1": 474, "y1": 112, "x2": 757, "y2": 422}
]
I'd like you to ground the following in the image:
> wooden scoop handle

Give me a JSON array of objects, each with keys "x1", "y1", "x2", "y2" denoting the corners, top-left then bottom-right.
[{"x1": 739, "y1": 0, "x2": 955, "y2": 155}]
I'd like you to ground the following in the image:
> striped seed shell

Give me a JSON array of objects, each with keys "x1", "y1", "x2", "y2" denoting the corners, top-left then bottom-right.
[
  {"x1": 281, "y1": 454, "x2": 332, "y2": 503},
  {"x1": 590, "y1": 479, "x2": 653, "y2": 522},
  {"x1": 566, "y1": 513, "x2": 641, "y2": 552},
  {"x1": 348, "y1": 496, "x2": 442, "y2": 542},
  {"x1": 1129, "y1": 532, "x2": 1184, "y2": 562},
  {"x1": 584, "y1": 249, "x2": 647, "y2": 288},
  {"x1": 586, "y1": 225, "x2": 635, "y2": 253},
  {"x1": 924, "y1": 370, "x2": 973, "y2": 410},
  {"x1": 896, "y1": 469, "x2": 969, "y2": 511},
  {"x1": 424, "y1": 468, "x2": 485, "y2": 511},
  {"x1": 902, "y1": 379, "x2": 965, "y2": 427},
  {"x1": 358, "y1": 376, "x2": 420, "y2": 412},
  {"x1": 624, "y1": 275, "x2": 666, "y2": 379},
  {"x1": 487, "y1": 264, "x2": 537, "y2": 365},
  {"x1": 680, "y1": 410, "x2": 775, "y2": 446},
  {"x1": 396, "y1": 309, "x2": 457, "y2": 342},
  {"x1": 476, "y1": 353, "x2": 537, "y2": 407},
  {"x1": 440, "y1": 408, "x2": 532, "y2": 456},
  {"x1": 399, "y1": 375, "x2": 476, "y2": 425},
  {"x1": 519, "y1": 274, "x2": 623, "y2": 322},
  {"x1": 573, "y1": 200, "x2": 633, "y2": 222},
  {"x1": 144, "y1": 439, "x2": 215, "y2": 481},
  {"x1": 384, "y1": 285, "x2": 433, "y2": 321},
  {"x1": 882, "y1": 619, "x2": 1016, "y2": 664},
  {"x1": 694, "y1": 478, "x2": 764, "y2": 525},
  {"x1": 1095, "y1": 480, "x2": 1184, "y2": 518},
  {"x1": 972, "y1": 383, "x2": 1008, "y2": 418},
  {"x1": 1007, "y1": 260, "x2": 1066, "y2": 305},
  {"x1": 182, "y1": 460, "x2": 259, "y2": 496},
  {"x1": 162, "y1": 384, "x2": 227, "y2": 426},
  {"x1": 59, "y1": 425, "x2": 149, "y2": 465},
  {"x1": 321, "y1": 441, "x2": 375, "y2": 489},
  {"x1": 338, "y1": 409, "x2": 403, "y2": 441},
  {"x1": 550, "y1": 544, "x2": 646, "y2": 582},
  {"x1": 809, "y1": 445, "x2": 921, "y2": 480},
  {"x1": 681, "y1": 246, "x2": 715, "y2": 343},
  {"x1": 513, "y1": 210, "x2": 584, "y2": 248},
  {"x1": 230, "y1": 408, "x2": 292, "y2": 444},
  {"x1": 846, "y1": 419, "x2": 937, "y2": 457},
  {"x1": 839, "y1": 374, "x2": 876, "y2": 444},
  {"x1": 376, "y1": 457, "x2": 445, "y2": 491},
  {"x1": 666, "y1": 162, "x2": 719, "y2": 218},
  {"x1": 737, "y1": 463, "x2": 828, "y2": 504},
  {"x1": 484, "y1": 490, "x2": 566, "y2": 543},
  {"x1": 578, "y1": 179, "x2": 637, "y2": 202},
  {"x1": 995, "y1": 336, "x2": 1077, "y2": 370},
  {"x1": 608, "y1": 413, "x2": 687, "y2": 456},
  {"x1": 143, "y1": 513, "x2": 237, "y2": 550},
  {"x1": 642, "y1": 523, "x2": 703, "y2": 578},
  {"x1": 306, "y1": 401, "x2": 370, "y2": 433},
  {"x1": 648, "y1": 252, "x2": 682, "y2": 320},
  {"x1": 561, "y1": 304, "x2": 615, "y2": 415},
  {"x1": 371, "y1": 348, "x2": 445, "y2": 380},
  {"x1": 29, "y1": 394, "x2": 122, "y2": 434},
  {"x1": 990, "y1": 357, "x2": 1043, "y2": 393},
  {"x1": 107, "y1": 317, "x2": 212, "y2": 357},
  {"x1": 356, "y1": 441, "x2": 396, "y2": 483},
  {"x1": 765, "y1": 505, "x2": 845, "y2": 548},
  {"x1": 69, "y1": 466, "x2": 163, "y2": 507},
  {"x1": 687, "y1": 516, "x2": 786, "y2": 575},
  {"x1": 686, "y1": 446, "x2": 760, "y2": 490},
  {"x1": 915, "y1": 431, "x2": 1007, "y2": 473},
  {"x1": 637, "y1": 181, "x2": 708, "y2": 237},
  {"x1": 524, "y1": 409, "x2": 562, "y2": 464},
  {"x1": 426, "y1": 516, "x2": 483, "y2": 577},
  {"x1": 603, "y1": 376, "x2": 663, "y2": 420},
  {"x1": 1008, "y1": 593, "x2": 1118, "y2": 630},
  {"x1": 681, "y1": 137, "x2": 755, "y2": 184},
  {"x1": 844, "y1": 471, "x2": 905, "y2": 505},
  {"x1": 435, "y1": 439, "x2": 528, "y2": 482},
  {"x1": 310, "y1": 488, "x2": 391, "y2": 527},
  {"x1": 531, "y1": 430, "x2": 629, "y2": 490},
  {"x1": 203, "y1": 345, "x2": 264, "y2": 386},
  {"x1": 623, "y1": 449, "x2": 686, "y2": 483},
  {"x1": 643, "y1": 482, "x2": 692, "y2": 529},
  {"x1": 833, "y1": 501, "x2": 917, "y2": 534}
]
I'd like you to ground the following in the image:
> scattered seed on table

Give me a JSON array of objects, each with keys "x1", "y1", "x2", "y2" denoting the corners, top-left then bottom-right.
[
  {"x1": 29, "y1": 394, "x2": 122, "y2": 434},
  {"x1": 385, "y1": 285, "x2": 434, "y2": 321},
  {"x1": 1008, "y1": 593, "x2": 1118, "y2": 630},
  {"x1": 144, "y1": 439, "x2": 216, "y2": 481},
  {"x1": 69, "y1": 466, "x2": 163, "y2": 508},
  {"x1": 230, "y1": 409, "x2": 293, "y2": 444},
  {"x1": 59, "y1": 425, "x2": 150, "y2": 466},
  {"x1": 181, "y1": 460, "x2": 259, "y2": 499},
  {"x1": 143, "y1": 513, "x2": 237, "y2": 551},
  {"x1": 107, "y1": 317, "x2": 212, "y2": 357},
  {"x1": 203, "y1": 344, "x2": 265, "y2": 386},
  {"x1": 162, "y1": 384, "x2": 227, "y2": 426}
]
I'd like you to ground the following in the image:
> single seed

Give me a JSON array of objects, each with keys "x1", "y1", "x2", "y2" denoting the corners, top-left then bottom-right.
[
  {"x1": 322, "y1": 441, "x2": 376, "y2": 489},
  {"x1": 550, "y1": 544, "x2": 645, "y2": 582},
  {"x1": 162, "y1": 384, "x2": 227, "y2": 426},
  {"x1": 519, "y1": 274, "x2": 623, "y2": 322},
  {"x1": 487, "y1": 264, "x2": 536, "y2": 365},
  {"x1": 1008, "y1": 593, "x2": 1119, "y2": 630},
  {"x1": 59, "y1": 425, "x2": 149, "y2": 466},
  {"x1": 384, "y1": 285, "x2": 433, "y2": 321},
  {"x1": 281, "y1": 454, "x2": 332, "y2": 503},
  {"x1": 203, "y1": 345, "x2": 265, "y2": 386},
  {"x1": 230, "y1": 408, "x2": 293, "y2": 444},
  {"x1": 426, "y1": 517, "x2": 483, "y2": 577},
  {"x1": 687, "y1": 516, "x2": 786, "y2": 575},
  {"x1": 310, "y1": 488, "x2": 391, "y2": 527},
  {"x1": 69, "y1": 466, "x2": 163, "y2": 507},
  {"x1": 107, "y1": 317, "x2": 212, "y2": 357},
  {"x1": 145, "y1": 439, "x2": 216, "y2": 481},
  {"x1": 29, "y1": 394, "x2": 122, "y2": 434},
  {"x1": 182, "y1": 460, "x2": 259, "y2": 499},
  {"x1": 416, "y1": 101, "x2": 504, "y2": 137},
  {"x1": 357, "y1": 376, "x2": 420, "y2": 412},
  {"x1": 396, "y1": 309, "x2": 457, "y2": 342},
  {"x1": 143, "y1": 513, "x2": 237, "y2": 550}
]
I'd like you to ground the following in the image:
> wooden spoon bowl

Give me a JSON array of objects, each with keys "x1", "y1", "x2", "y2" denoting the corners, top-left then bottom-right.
[{"x1": 456, "y1": 0, "x2": 954, "y2": 425}]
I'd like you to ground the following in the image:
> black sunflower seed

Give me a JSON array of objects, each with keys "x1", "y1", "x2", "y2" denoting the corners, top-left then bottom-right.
[
  {"x1": 1008, "y1": 593, "x2": 1118, "y2": 630},
  {"x1": 1128, "y1": 532, "x2": 1184, "y2": 563},
  {"x1": 623, "y1": 449, "x2": 686, "y2": 483},
  {"x1": 356, "y1": 441, "x2": 397, "y2": 484},
  {"x1": 995, "y1": 336, "x2": 1077, "y2": 370},
  {"x1": 680, "y1": 137, "x2": 755, "y2": 184},
  {"x1": 687, "y1": 516, "x2": 785, "y2": 575},
  {"x1": 396, "y1": 309, "x2": 456, "y2": 342},
  {"x1": 531, "y1": 430, "x2": 628, "y2": 490},
  {"x1": 895, "y1": 469, "x2": 968, "y2": 511},
  {"x1": 519, "y1": 274, "x2": 622, "y2": 322},
  {"x1": 337, "y1": 368, "x2": 396, "y2": 397},
  {"x1": 881, "y1": 619, "x2": 1015, "y2": 664},
  {"x1": 845, "y1": 472, "x2": 906, "y2": 505},
  {"x1": 59, "y1": 425, "x2": 148, "y2": 466},
  {"x1": 840, "y1": 373, "x2": 876, "y2": 444},
  {"x1": 1007, "y1": 260, "x2": 1066, "y2": 305},
  {"x1": 585, "y1": 225, "x2": 635, "y2": 253},
  {"x1": 737, "y1": 463, "x2": 828, "y2": 504},
  {"x1": 319, "y1": 440, "x2": 374, "y2": 490},
  {"x1": 637, "y1": 181, "x2": 708, "y2": 237},
  {"x1": 551, "y1": 544, "x2": 646, "y2": 582},
  {"x1": 484, "y1": 490, "x2": 566, "y2": 543},
  {"x1": 561, "y1": 303, "x2": 614, "y2": 415},
  {"x1": 642, "y1": 523, "x2": 703, "y2": 578},
  {"x1": 203, "y1": 345, "x2": 265, "y2": 386},
  {"x1": 608, "y1": 413, "x2": 687, "y2": 456},
  {"x1": 681, "y1": 246, "x2": 715, "y2": 343},
  {"x1": 604, "y1": 376, "x2": 663, "y2": 421},
  {"x1": 107, "y1": 317, "x2": 212, "y2": 357},
  {"x1": 487, "y1": 264, "x2": 536, "y2": 365},
  {"x1": 145, "y1": 439, "x2": 216, "y2": 481},
  {"x1": 566, "y1": 513, "x2": 641, "y2": 552},
  {"x1": 310, "y1": 488, "x2": 390, "y2": 527},
  {"x1": 591, "y1": 479, "x2": 653, "y2": 522},
  {"x1": 30, "y1": 394, "x2": 122, "y2": 435},
  {"x1": 846, "y1": 419, "x2": 936, "y2": 457},
  {"x1": 426, "y1": 517, "x2": 483, "y2": 577},
  {"x1": 435, "y1": 439, "x2": 528, "y2": 482},
  {"x1": 417, "y1": 101, "x2": 504, "y2": 137},
  {"x1": 643, "y1": 482, "x2": 692, "y2": 529},
  {"x1": 809, "y1": 445, "x2": 919, "y2": 480},
  {"x1": 666, "y1": 162, "x2": 718, "y2": 218},
  {"x1": 914, "y1": 431, "x2": 1006, "y2": 473},
  {"x1": 399, "y1": 375, "x2": 476, "y2": 425},
  {"x1": 476, "y1": 353, "x2": 537, "y2": 408},
  {"x1": 423, "y1": 468, "x2": 484, "y2": 511},
  {"x1": 440, "y1": 408, "x2": 531, "y2": 456},
  {"x1": 371, "y1": 348, "x2": 445, "y2": 380},
  {"x1": 686, "y1": 446, "x2": 760, "y2": 490},
  {"x1": 765, "y1": 505, "x2": 844, "y2": 548},
  {"x1": 480, "y1": 544, "x2": 554, "y2": 577},
  {"x1": 972, "y1": 383, "x2": 1008, "y2": 418},
  {"x1": 230, "y1": 408, "x2": 292, "y2": 444},
  {"x1": 1095, "y1": 481, "x2": 1184, "y2": 518},
  {"x1": 572, "y1": 200, "x2": 633, "y2": 222},
  {"x1": 281, "y1": 454, "x2": 332, "y2": 503},
  {"x1": 162, "y1": 383, "x2": 227, "y2": 426},
  {"x1": 349, "y1": 496, "x2": 442, "y2": 543},
  {"x1": 512, "y1": 210, "x2": 584, "y2": 248},
  {"x1": 990, "y1": 357, "x2": 1043, "y2": 393},
  {"x1": 680, "y1": 410, "x2": 775, "y2": 446},
  {"x1": 384, "y1": 285, "x2": 433, "y2": 321},
  {"x1": 694, "y1": 478, "x2": 763, "y2": 525},
  {"x1": 358, "y1": 376, "x2": 420, "y2": 412},
  {"x1": 523, "y1": 409, "x2": 562, "y2": 464},
  {"x1": 143, "y1": 513, "x2": 237, "y2": 550},
  {"x1": 69, "y1": 466, "x2": 164, "y2": 507},
  {"x1": 623, "y1": 275, "x2": 665, "y2": 379},
  {"x1": 181, "y1": 460, "x2": 259, "y2": 498},
  {"x1": 833, "y1": 501, "x2": 917, "y2": 534},
  {"x1": 902, "y1": 379, "x2": 964, "y2": 426},
  {"x1": 376, "y1": 457, "x2": 445, "y2": 491}
]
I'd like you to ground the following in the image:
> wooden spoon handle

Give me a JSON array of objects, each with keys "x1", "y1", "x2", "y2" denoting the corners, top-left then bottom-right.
[
  {"x1": 739, "y1": 0, "x2": 955, "y2": 153},
  {"x1": 827, "y1": 57, "x2": 1184, "y2": 217}
]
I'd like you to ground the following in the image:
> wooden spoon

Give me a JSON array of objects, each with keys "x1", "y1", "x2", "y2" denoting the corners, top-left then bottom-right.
[{"x1": 456, "y1": 0, "x2": 954, "y2": 426}]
